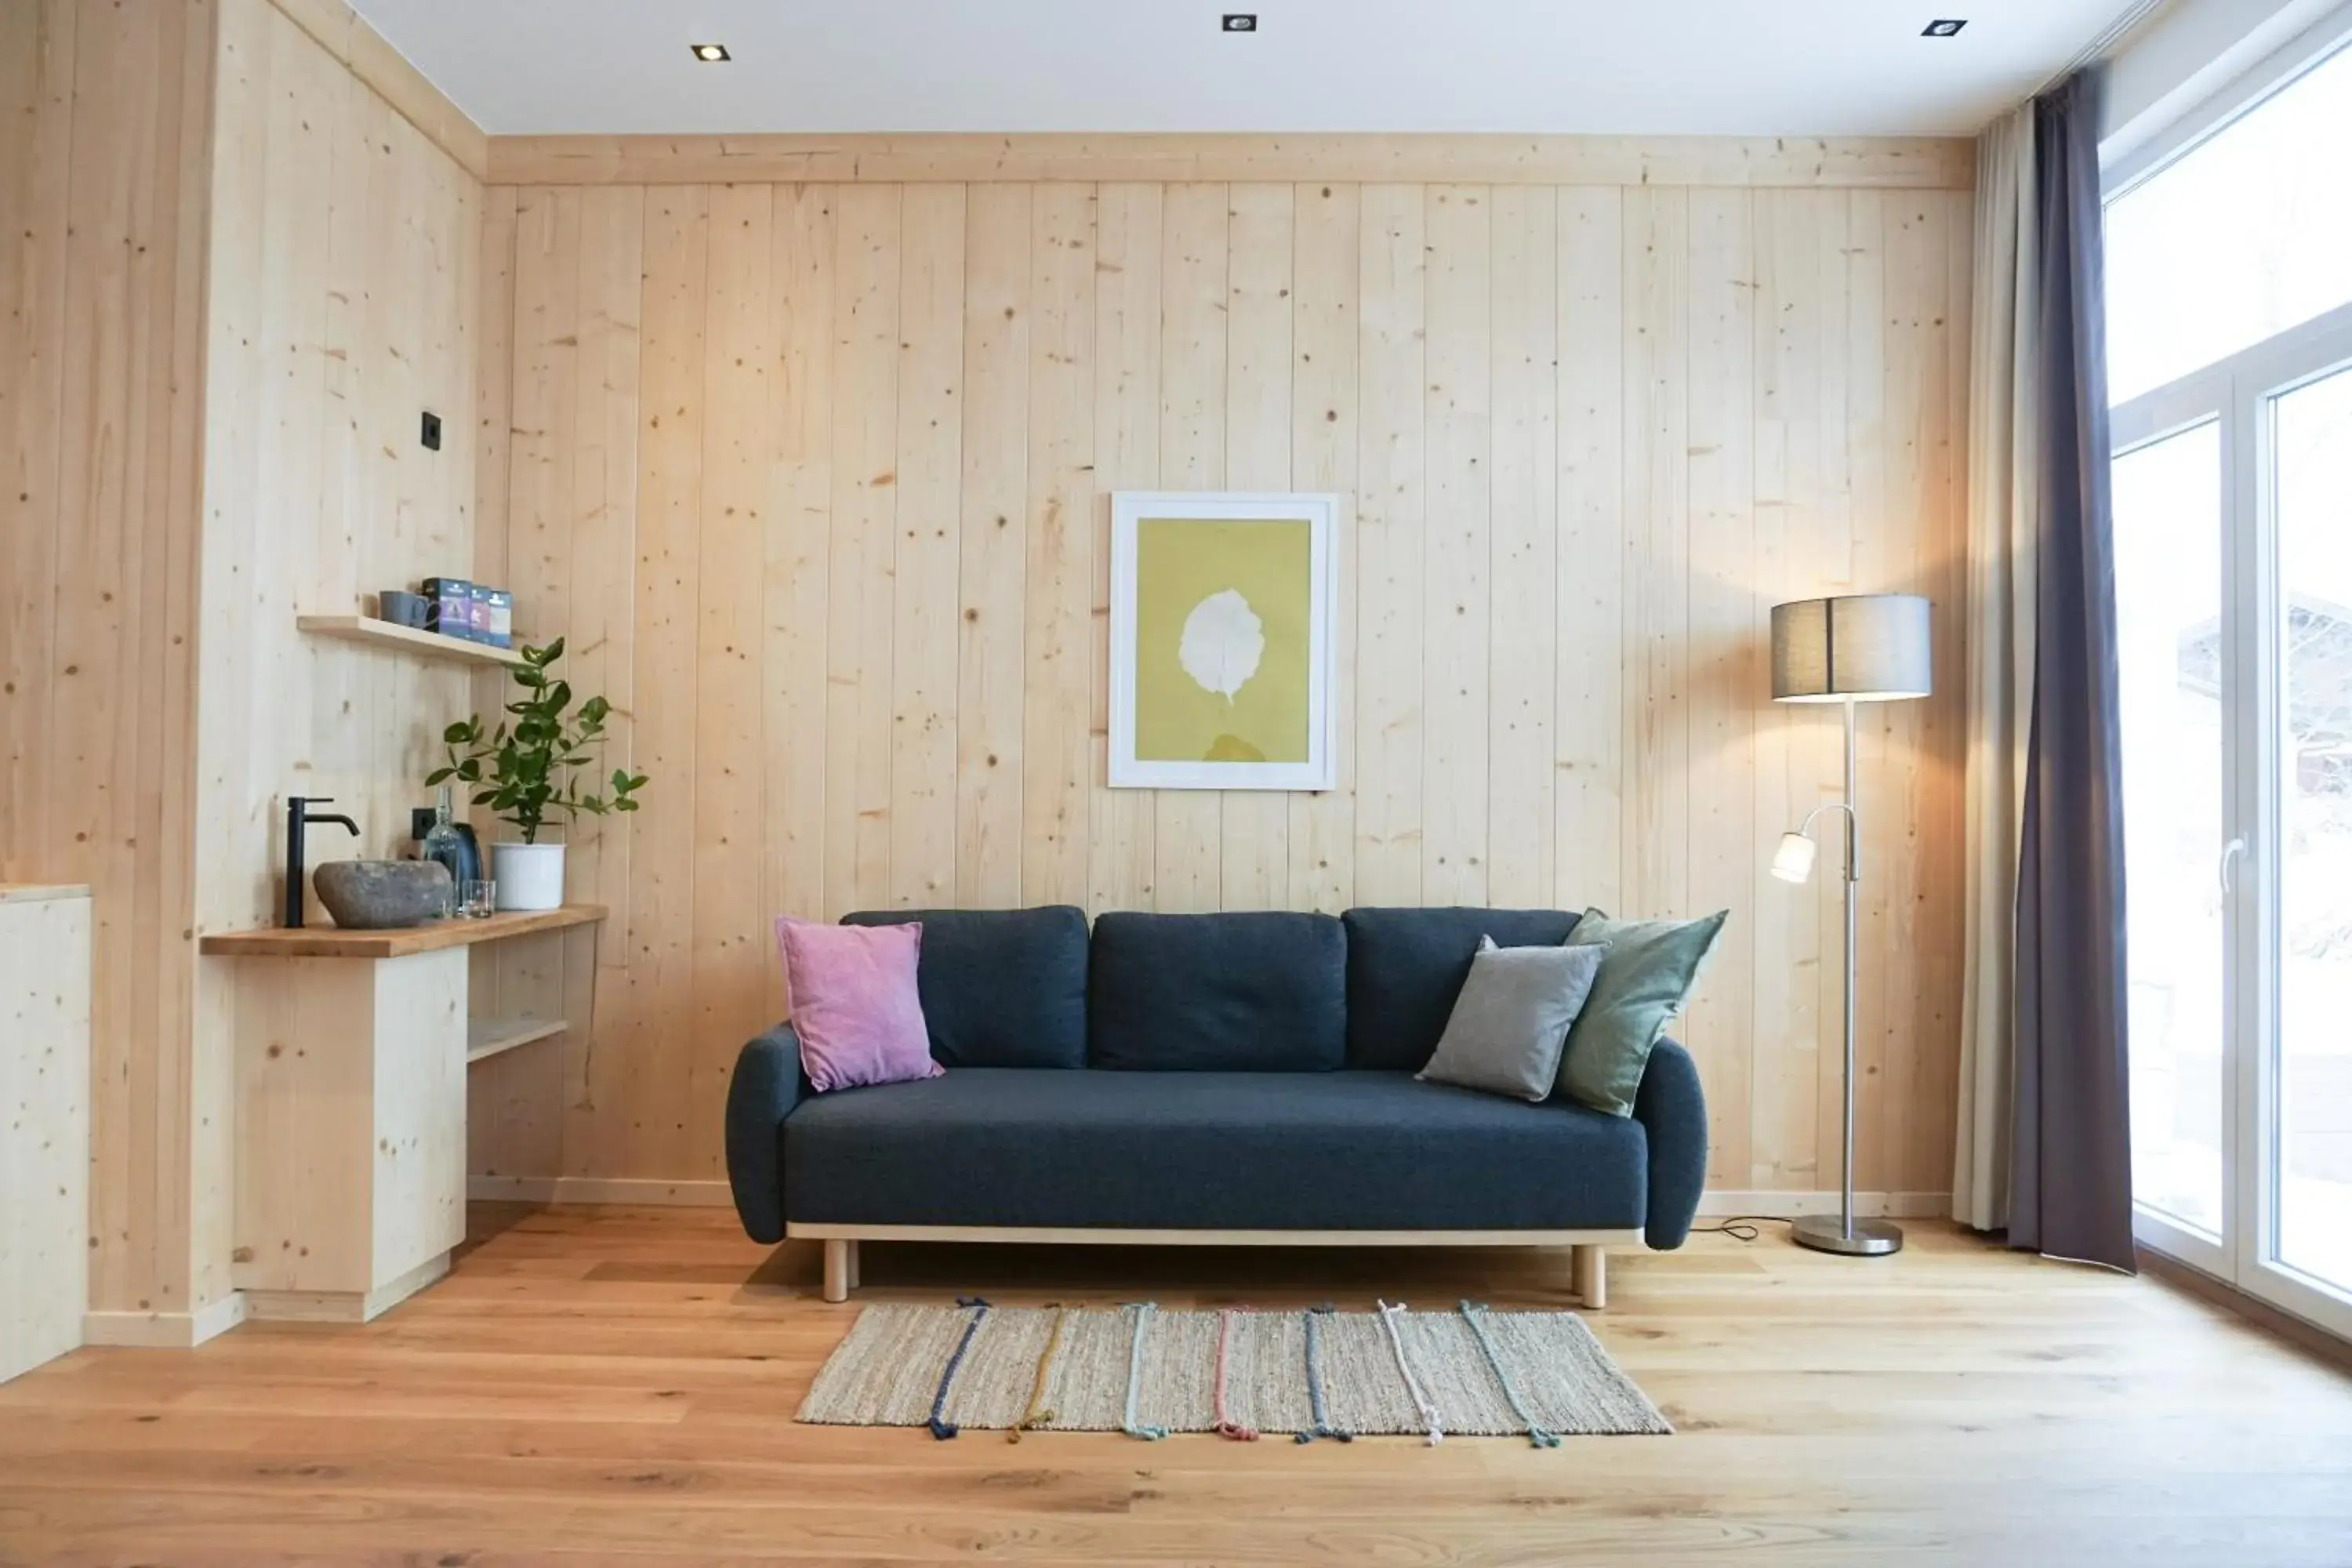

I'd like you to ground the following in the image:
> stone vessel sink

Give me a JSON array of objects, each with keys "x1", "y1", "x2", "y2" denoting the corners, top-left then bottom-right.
[{"x1": 312, "y1": 859, "x2": 452, "y2": 930}]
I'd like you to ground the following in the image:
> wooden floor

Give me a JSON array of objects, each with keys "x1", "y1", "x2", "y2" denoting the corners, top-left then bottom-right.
[{"x1": 4, "y1": 1207, "x2": 2350, "y2": 1566}]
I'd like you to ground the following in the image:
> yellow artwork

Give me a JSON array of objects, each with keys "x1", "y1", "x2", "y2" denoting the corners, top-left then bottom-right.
[{"x1": 1132, "y1": 517, "x2": 1313, "y2": 764}]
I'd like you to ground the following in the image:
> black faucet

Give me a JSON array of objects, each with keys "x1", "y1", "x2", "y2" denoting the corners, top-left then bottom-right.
[{"x1": 285, "y1": 795, "x2": 361, "y2": 928}]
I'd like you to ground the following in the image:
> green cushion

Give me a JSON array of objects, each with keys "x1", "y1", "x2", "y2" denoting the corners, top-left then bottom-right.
[{"x1": 1557, "y1": 908, "x2": 1727, "y2": 1116}]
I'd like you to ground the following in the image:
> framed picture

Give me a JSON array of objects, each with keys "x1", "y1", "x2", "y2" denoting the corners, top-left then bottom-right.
[{"x1": 1109, "y1": 491, "x2": 1340, "y2": 791}]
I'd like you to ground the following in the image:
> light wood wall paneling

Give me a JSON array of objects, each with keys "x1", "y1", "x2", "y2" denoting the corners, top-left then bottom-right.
[
  {"x1": 827, "y1": 184, "x2": 902, "y2": 920},
  {"x1": 1422, "y1": 184, "x2": 1493, "y2": 906},
  {"x1": 469, "y1": 167, "x2": 1975, "y2": 1199},
  {"x1": 1485, "y1": 185, "x2": 1559, "y2": 913},
  {"x1": 1152, "y1": 183, "x2": 1230, "y2": 913},
  {"x1": 0, "y1": 2, "x2": 74, "y2": 885},
  {"x1": 765, "y1": 182, "x2": 837, "y2": 1012},
  {"x1": 1220, "y1": 182, "x2": 1294, "y2": 911},
  {"x1": 692, "y1": 183, "x2": 775, "y2": 1178},
  {"x1": 1684, "y1": 187, "x2": 1759, "y2": 1185},
  {"x1": 890, "y1": 184, "x2": 967, "y2": 910},
  {"x1": 564, "y1": 185, "x2": 645, "y2": 971},
  {"x1": 1352, "y1": 183, "x2": 1427, "y2": 907},
  {"x1": 1621, "y1": 185, "x2": 1693, "y2": 929},
  {"x1": 956, "y1": 184, "x2": 1032, "y2": 909},
  {"x1": 1, "y1": 890, "x2": 93, "y2": 1385},
  {"x1": 263, "y1": 0, "x2": 488, "y2": 180},
  {"x1": 617, "y1": 185, "x2": 706, "y2": 1179},
  {"x1": 2, "y1": 0, "x2": 217, "y2": 1323},
  {"x1": 487, "y1": 134, "x2": 1978, "y2": 191},
  {"x1": 5, "y1": 0, "x2": 484, "y2": 1325},
  {"x1": 1850, "y1": 188, "x2": 1898, "y2": 1203},
  {"x1": 191, "y1": 0, "x2": 481, "y2": 1317},
  {"x1": 1287, "y1": 182, "x2": 1359, "y2": 915},
  {"x1": 1087, "y1": 183, "x2": 1162, "y2": 914},
  {"x1": 1018, "y1": 183, "x2": 1098, "y2": 909},
  {"x1": 1554, "y1": 187, "x2": 1625, "y2": 913}
]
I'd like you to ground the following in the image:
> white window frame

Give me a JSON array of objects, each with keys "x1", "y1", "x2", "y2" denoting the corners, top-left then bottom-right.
[{"x1": 2111, "y1": 300, "x2": 2352, "y2": 1346}]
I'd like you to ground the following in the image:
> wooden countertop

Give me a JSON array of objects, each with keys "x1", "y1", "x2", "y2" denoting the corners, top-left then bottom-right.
[
  {"x1": 0, "y1": 884, "x2": 92, "y2": 906},
  {"x1": 198, "y1": 903, "x2": 605, "y2": 958}
]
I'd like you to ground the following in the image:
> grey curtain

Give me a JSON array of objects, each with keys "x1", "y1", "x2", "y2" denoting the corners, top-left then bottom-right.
[{"x1": 2009, "y1": 67, "x2": 2136, "y2": 1272}]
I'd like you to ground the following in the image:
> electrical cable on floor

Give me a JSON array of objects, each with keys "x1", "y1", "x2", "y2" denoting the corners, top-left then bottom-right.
[{"x1": 1690, "y1": 1216, "x2": 1792, "y2": 1243}]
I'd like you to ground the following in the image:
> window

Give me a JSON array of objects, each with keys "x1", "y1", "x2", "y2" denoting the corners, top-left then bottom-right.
[
  {"x1": 2107, "y1": 30, "x2": 2352, "y2": 1344},
  {"x1": 2105, "y1": 40, "x2": 2352, "y2": 405}
]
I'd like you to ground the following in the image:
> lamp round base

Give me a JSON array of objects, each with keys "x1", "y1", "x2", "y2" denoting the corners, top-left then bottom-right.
[{"x1": 1789, "y1": 1214, "x2": 1904, "y2": 1257}]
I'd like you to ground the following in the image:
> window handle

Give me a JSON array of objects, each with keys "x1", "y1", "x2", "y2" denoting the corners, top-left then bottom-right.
[{"x1": 2220, "y1": 836, "x2": 2248, "y2": 895}]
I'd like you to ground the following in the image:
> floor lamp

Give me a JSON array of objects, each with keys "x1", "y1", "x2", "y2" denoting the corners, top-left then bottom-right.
[{"x1": 1768, "y1": 593, "x2": 1933, "y2": 1258}]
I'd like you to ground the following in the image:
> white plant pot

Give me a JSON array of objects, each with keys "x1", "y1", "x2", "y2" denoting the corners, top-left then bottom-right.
[{"x1": 492, "y1": 840, "x2": 566, "y2": 912}]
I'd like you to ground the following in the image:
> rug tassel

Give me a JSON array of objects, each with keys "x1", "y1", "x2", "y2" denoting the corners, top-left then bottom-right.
[
  {"x1": 1458, "y1": 1299, "x2": 1563, "y2": 1450},
  {"x1": 1008, "y1": 1304, "x2": 1071, "y2": 1444},
  {"x1": 1295, "y1": 1304, "x2": 1354, "y2": 1444},
  {"x1": 1378, "y1": 1300, "x2": 1445, "y2": 1446},
  {"x1": 1120, "y1": 1303, "x2": 1170, "y2": 1441},
  {"x1": 924, "y1": 1297, "x2": 992, "y2": 1442},
  {"x1": 1211, "y1": 1308, "x2": 1261, "y2": 1442}
]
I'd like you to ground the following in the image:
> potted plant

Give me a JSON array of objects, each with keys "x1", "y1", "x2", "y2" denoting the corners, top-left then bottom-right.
[{"x1": 428, "y1": 638, "x2": 647, "y2": 911}]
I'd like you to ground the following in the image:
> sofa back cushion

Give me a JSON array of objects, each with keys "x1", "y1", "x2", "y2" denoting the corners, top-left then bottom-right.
[
  {"x1": 840, "y1": 906, "x2": 1090, "y2": 1069},
  {"x1": 1088, "y1": 911, "x2": 1347, "y2": 1071},
  {"x1": 1341, "y1": 906, "x2": 1582, "y2": 1070}
]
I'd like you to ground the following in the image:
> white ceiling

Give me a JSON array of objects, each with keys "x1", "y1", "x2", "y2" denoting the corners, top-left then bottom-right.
[{"x1": 350, "y1": 0, "x2": 2141, "y2": 138}]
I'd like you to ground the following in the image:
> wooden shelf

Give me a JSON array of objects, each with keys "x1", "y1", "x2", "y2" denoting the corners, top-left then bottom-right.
[
  {"x1": 200, "y1": 904, "x2": 605, "y2": 959},
  {"x1": 466, "y1": 1016, "x2": 565, "y2": 1065},
  {"x1": 296, "y1": 614, "x2": 529, "y2": 670}
]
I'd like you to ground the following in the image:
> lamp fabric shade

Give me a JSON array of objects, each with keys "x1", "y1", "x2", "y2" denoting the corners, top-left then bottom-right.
[{"x1": 1770, "y1": 594, "x2": 1933, "y2": 703}]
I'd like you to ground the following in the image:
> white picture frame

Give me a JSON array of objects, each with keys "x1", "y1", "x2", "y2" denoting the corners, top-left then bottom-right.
[{"x1": 1109, "y1": 491, "x2": 1341, "y2": 792}]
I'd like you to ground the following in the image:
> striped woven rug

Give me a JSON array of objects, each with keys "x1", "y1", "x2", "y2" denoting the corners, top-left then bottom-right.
[{"x1": 797, "y1": 1301, "x2": 1670, "y2": 1444}]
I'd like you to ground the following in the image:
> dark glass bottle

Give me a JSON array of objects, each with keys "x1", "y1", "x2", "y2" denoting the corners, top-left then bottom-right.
[{"x1": 419, "y1": 783, "x2": 466, "y2": 917}]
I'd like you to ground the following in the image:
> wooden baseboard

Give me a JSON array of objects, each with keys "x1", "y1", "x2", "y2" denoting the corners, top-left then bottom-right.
[
  {"x1": 469, "y1": 1176, "x2": 735, "y2": 1207},
  {"x1": 464, "y1": 1181, "x2": 1950, "y2": 1220},
  {"x1": 244, "y1": 1254, "x2": 452, "y2": 1325},
  {"x1": 1698, "y1": 1191, "x2": 1951, "y2": 1220},
  {"x1": 786, "y1": 1222, "x2": 1646, "y2": 1248},
  {"x1": 83, "y1": 1293, "x2": 249, "y2": 1348},
  {"x1": 2137, "y1": 1247, "x2": 2352, "y2": 1373}
]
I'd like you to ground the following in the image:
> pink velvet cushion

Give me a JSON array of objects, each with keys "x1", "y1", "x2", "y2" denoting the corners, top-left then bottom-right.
[{"x1": 775, "y1": 916, "x2": 942, "y2": 1092}]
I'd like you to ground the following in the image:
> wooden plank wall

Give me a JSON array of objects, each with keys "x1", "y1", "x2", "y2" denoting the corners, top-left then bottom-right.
[
  {"x1": 188, "y1": 0, "x2": 481, "y2": 1310},
  {"x1": 475, "y1": 167, "x2": 1973, "y2": 1203},
  {"x1": 2, "y1": 0, "x2": 482, "y2": 1327},
  {"x1": 0, "y1": 0, "x2": 216, "y2": 1326}
]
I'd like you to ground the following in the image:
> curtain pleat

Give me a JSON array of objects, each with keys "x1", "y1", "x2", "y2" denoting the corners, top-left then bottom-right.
[
  {"x1": 1954, "y1": 103, "x2": 2039, "y2": 1233},
  {"x1": 2007, "y1": 67, "x2": 2137, "y2": 1272}
]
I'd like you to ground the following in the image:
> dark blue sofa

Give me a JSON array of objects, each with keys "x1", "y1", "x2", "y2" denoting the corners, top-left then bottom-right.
[{"x1": 724, "y1": 906, "x2": 1708, "y2": 1305}]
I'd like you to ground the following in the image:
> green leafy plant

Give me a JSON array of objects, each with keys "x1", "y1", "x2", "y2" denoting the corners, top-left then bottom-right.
[{"x1": 427, "y1": 638, "x2": 648, "y2": 844}]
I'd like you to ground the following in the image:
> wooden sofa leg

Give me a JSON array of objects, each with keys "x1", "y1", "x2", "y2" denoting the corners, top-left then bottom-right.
[
  {"x1": 1573, "y1": 1243, "x2": 1607, "y2": 1309},
  {"x1": 823, "y1": 1239, "x2": 852, "y2": 1303},
  {"x1": 844, "y1": 1238, "x2": 860, "y2": 1291}
]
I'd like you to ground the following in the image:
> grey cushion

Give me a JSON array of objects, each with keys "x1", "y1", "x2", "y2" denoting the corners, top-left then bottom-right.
[
  {"x1": 1342, "y1": 906, "x2": 1582, "y2": 1069},
  {"x1": 1088, "y1": 911, "x2": 1346, "y2": 1071},
  {"x1": 1417, "y1": 937, "x2": 1607, "y2": 1102},
  {"x1": 782, "y1": 1069, "x2": 1647, "y2": 1230},
  {"x1": 840, "y1": 906, "x2": 1089, "y2": 1069}
]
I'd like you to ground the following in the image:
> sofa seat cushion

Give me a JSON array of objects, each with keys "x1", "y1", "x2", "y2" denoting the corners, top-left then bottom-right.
[
  {"x1": 841, "y1": 906, "x2": 1089, "y2": 1069},
  {"x1": 782, "y1": 1069, "x2": 1646, "y2": 1231}
]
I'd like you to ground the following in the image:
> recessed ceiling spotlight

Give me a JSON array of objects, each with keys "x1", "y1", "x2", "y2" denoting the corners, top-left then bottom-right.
[
  {"x1": 691, "y1": 42, "x2": 731, "y2": 63},
  {"x1": 1922, "y1": 19, "x2": 1967, "y2": 37},
  {"x1": 1222, "y1": 13, "x2": 1258, "y2": 31}
]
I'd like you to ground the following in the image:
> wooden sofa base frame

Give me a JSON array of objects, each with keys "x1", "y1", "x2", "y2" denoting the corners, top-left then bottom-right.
[{"x1": 786, "y1": 1224, "x2": 1640, "y2": 1308}]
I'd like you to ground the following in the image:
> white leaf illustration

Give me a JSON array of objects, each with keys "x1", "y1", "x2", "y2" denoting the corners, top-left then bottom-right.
[{"x1": 1178, "y1": 588, "x2": 1265, "y2": 703}]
